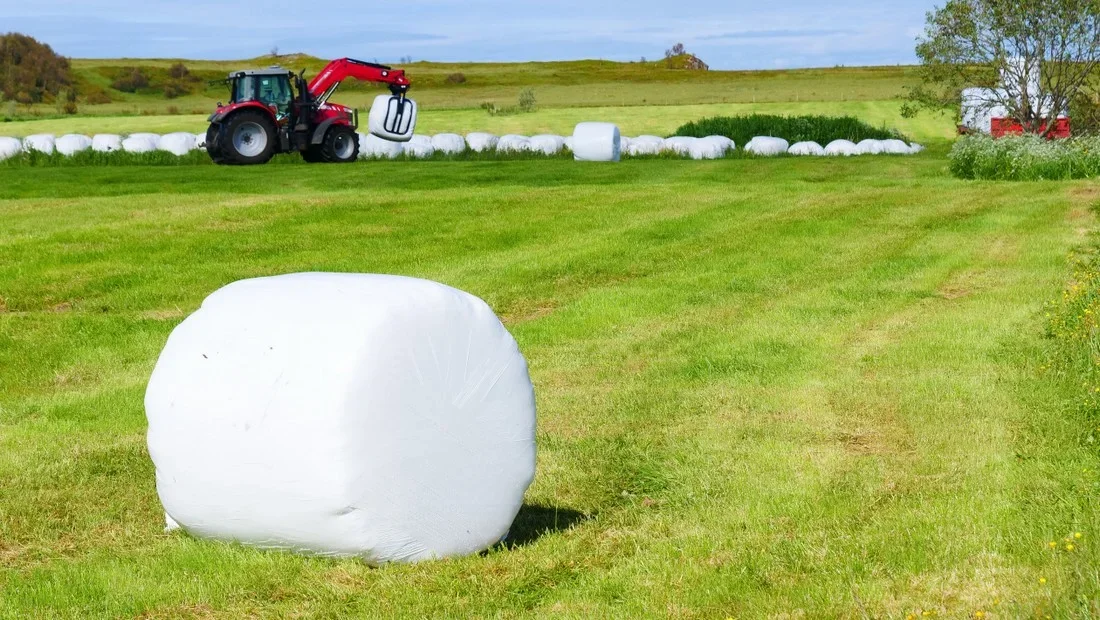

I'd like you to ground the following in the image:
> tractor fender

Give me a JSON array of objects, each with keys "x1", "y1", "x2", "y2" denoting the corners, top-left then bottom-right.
[
  {"x1": 209, "y1": 101, "x2": 276, "y2": 124},
  {"x1": 310, "y1": 118, "x2": 352, "y2": 145}
]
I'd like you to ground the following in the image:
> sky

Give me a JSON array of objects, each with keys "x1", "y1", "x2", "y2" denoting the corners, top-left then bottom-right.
[{"x1": 1, "y1": 1, "x2": 939, "y2": 70}]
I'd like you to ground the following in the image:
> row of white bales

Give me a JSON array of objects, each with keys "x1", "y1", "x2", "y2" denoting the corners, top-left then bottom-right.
[{"x1": 0, "y1": 131, "x2": 925, "y2": 160}]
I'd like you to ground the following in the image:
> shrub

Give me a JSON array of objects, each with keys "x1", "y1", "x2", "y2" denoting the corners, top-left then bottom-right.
[
  {"x1": 518, "y1": 88, "x2": 536, "y2": 112},
  {"x1": 948, "y1": 135, "x2": 1100, "y2": 180},
  {"x1": 62, "y1": 101, "x2": 77, "y2": 115},
  {"x1": 0, "y1": 33, "x2": 71, "y2": 103},
  {"x1": 163, "y1": 82, "x2": 185, "y2": 99},
  {"x1": 673, "y1": 114, "x2": 907, "y2": 145},
  {"x1": 1070, "y1": 92, "x2": 1100, "y2": 137},
  {"x1": 445, "y1": 72, "x2": 466, "y2": 84},
  {"x1": 85, "y1": 91, "x2": 112, "y2": 105},
  {"x1": 166, "y1": 105, "x2": 180, "y2": 115},
  {"x1": 111, "y1": 68, "x2": 150, "y2": 93},
  {"x1": 168, "y1": 62, "x2": 190, "y2": 80}
]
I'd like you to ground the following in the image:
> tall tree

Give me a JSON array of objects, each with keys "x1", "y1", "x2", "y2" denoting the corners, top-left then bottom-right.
[
  {"x1": 0, "y1": 33, "x2": 71, "y2": 104},
  {"x1": 905, "y1": 0, "x2": 1100, "y2": 135}
]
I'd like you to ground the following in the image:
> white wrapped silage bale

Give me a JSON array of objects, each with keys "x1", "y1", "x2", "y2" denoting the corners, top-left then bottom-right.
[
  {"x1": 619, "y1": 136, "x2": 632, "y2": 151},
  {"x1": 129, "y1": 132, "x2": 161, "y2": 142},
  {"x1": 55, "y1": 134, "x2": 93, "y2": 156},
  {"x1": 880, "y1": 139, "x2": 912, "y2": 155},
  {"x1": 0, "y1": 137, "x2": 21, "y2": 160},
  {"x1": 787, "y1": 141, "x2": 826, "y2": 156},
  {"x1": 687, "y1": 139, "x2": 725, "y2": 160},
  {"x1": 23, "y1": 134, "x2": 55, "y2": 154},
  {"x1": 92, "y1": 134, "x2": 123, "y2": 153},
  {"x1": 122, "y1": 135, "x2": 158, "y2": 154},
  {"x1": 146, "y1": 273, "x2": 536, "y2": 565},
  {"x1": 404, "y1": 134, "x2": 435, "y2": 158},
  {"x1": 430, "y1": 133, "x2": 466, "y2": 155},
  {"x1": 824, "y1": 139, "x2": 860, "y2": 157},
  {"x1": 563, "y1": 136, "x2": 574, "y2": 151},
  {"x1": 194, "y1": 133, "x2": 208, "y2": 149},
  {"x1": 528, "y1": 134, "x2": 565, "y2": 156},
  {"x1": 856, "y1": 139, "x2": 885, "y2": 155},
  {"x1": 466, "y1": 133, "x2": 499, "y2": 153},
  {"x1": 360, "y1": 134, "x2": 404, "y2": 159},
  {"x1": 157, "y1": 132, "x2": 197, "y2": 156},
  {"x1": 497, "y1": 135, "x2": 531, "y2": 153},
  {"x1": 701, "y1": 135, "x2": 735, "y2": 153},
  {"x1": 909, "y1": 143, "x2": 925, "y2": 154},
  {"x1": 572, "y1": 122, "x2": 620, "y2": 162},
  {"x1": 745, "y1": 136, "x2": 790, "y2": 156},
  {"x1": 661, "y1": 136, "x2": 696, "y2": 156},
  {"x1": 625, "y1": 138, "x2": 662, "y2": 156}
]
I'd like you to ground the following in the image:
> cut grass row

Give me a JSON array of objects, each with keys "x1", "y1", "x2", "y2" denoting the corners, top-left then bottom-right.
[{"x1": 0, "y1": 155, "x2": 1097, "y2": 616}]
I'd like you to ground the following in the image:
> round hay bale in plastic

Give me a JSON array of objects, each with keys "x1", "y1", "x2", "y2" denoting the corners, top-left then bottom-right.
[
  {"x1": 56, "y1": 134, "x2": 93, "y2": 156},
  {"x1": 146, "y1": 273, "x2": 537, "y2": 565},
  {"x1": 92, "y1": 134, "x2": 123, "y2": 153},
  {"x1": 619, "y1": 136, "x2": 632, "y2": 152},
  {"x1": 880, "y1": 139, "x2": 912, "y2": 155},
  {"x1": 129, "y1": 132, "x2": 161, "y2": 143},
  {"x1": 788, "y1": 141, "x2": 826, "y2": 156},
  {"x1": 688, "y1": 139, "x2": 725, "y2": 160},
  {"x1": 430, "y1": 133, "x2": 466, "y2": 155},
  {"x1": 466, "y1": 133, "x2": 499, "y2": 153},
  {"x1": 0, "y1": 137, "x2": 21, "y2": 160},
  {"x1": 122, "y1": 135, "x2": 158, "y2": 154},
  {"x1": 529, "y1": 134, "x2": 565, "y2": 156},
  {"x1": 404, "y1": 135, "x2": 435, "y2": 159},
  {"x1": 572, "y1": 122, "x2": 620, "y2": 162},
  {"x1": 497, "y1": 135, "x2": 531, "y2": 154},
  {"x1": 194, "y1": 133, "x2": 208, "y2": 149},
  {"x1": 361, "y1": 134, "x2": 404, "y2": 159},
  {"x1": 909, "y1": 143, "x2": 925, "y2": 154},
  {"x1": 824, "y1": 139, "x2": 859, "y2": 157},
  {"x1": 563, "y1": 136, "x2": 574, "y2": 151},
  {"x1": 662, "y1": 136, "x2": 696, "y2": 156},
  {"x1": 856, "y1": 139, "x2": 885, "y2": 155},
  {"x1": 23, "y1": 134, "x2": 55, "y2": 155},
  {"x1": 701, "y1": 135, "x2": 735, "y2": 153},
  {"x1": 625, "y1": 138, "x2": 662, "y2": 156},
  {"x1": 158, "y1": 132, "x2": 197, "y2": 156},
  {"x1": 745, "y1": 136, "x2": 789, "y2": 156}
]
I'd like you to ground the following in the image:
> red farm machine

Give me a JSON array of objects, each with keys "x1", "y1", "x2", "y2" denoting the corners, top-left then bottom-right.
[{"x1": 205, "y1": 57, "x2": 418, "y2": 165}]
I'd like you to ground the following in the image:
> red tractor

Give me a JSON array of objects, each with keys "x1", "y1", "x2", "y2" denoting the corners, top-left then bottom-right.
[{"x1": 205, "y1": 58, "x2": 414, "y2": 165}]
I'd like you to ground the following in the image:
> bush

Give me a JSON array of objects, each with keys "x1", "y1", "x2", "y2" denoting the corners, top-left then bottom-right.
[
  {"x1": 111, "y1": 68, "x2": 150, "y2": 93},
  {"x1": 168, "y1": 62, "x2": 190, "y2": 80},
  {"x1": 518, "y1": 88, "x2": 536, "y2": 112},
  {"x1": 445, "y1": 72, "x2": 466, "y2": 84},
  {"x1": 1070, "y1": 92, "x2": 1100, "y2": 137},
  {"x1": 163, "y1": 82, "x2": 185, "y2": 99},
  {"x1": 673, "y1": 114, "x2": 907, "y2": 145},
  {"x1": 0, "y1": 33, "x2": 71, "y2": 103},
  {"x1": 84, "y1": 91, "x2": 112, "y2": 105},
  {"x1": 948, "y1": 135, "x2": 1100, "y2": 180}
]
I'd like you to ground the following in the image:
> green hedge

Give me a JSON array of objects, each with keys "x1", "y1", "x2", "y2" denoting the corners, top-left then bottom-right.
[
  {"x1": 948, "y1": 135, "x2": 1100, "y2": 180},
  {"x1": 672, "y1": 114, "x2": 907, "y2": 145}
]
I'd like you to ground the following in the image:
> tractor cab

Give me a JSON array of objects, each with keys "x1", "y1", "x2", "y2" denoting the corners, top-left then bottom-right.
[{"x1": 227, "y1": 67, "x2": 295, "y2": 120}]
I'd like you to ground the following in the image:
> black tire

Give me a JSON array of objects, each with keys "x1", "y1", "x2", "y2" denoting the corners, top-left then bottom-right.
[
  {"x1": 301, "y1": 145, "x2": 324, "y2": 163},
  {"x1": 320, "y1": 126, "x2": 359, "y2": 163},
  {"x1": 212, "y1": 111, "x2": 277, "y2": 165}
]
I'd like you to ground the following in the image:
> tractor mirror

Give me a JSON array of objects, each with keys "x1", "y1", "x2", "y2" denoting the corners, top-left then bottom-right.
[{"x1": 367, "y1": 94, "x2": 417, "y2": 142}]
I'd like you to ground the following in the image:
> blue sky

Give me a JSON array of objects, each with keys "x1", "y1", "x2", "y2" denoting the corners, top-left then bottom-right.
[{"x1": 2, "y1": 1, "x2": 938, "y2": 69}]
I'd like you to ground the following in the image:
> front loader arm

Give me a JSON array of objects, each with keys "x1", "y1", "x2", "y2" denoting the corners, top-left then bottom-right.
[{"x1": 307, "y1": 58, "x2": 410, "y2": 101}]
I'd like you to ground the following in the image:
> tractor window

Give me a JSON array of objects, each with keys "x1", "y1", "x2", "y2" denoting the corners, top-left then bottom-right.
[
  {"x1": 258, "y1": 76, "x2": 292, "y2": 118},
  {"x1": 231, "y1": 76, "x2": 256, "y2": 104}
]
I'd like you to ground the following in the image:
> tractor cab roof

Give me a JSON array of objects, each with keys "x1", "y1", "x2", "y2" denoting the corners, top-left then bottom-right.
[{"x1": 228, "y1": 66, "x2": 293, "y2": 79}]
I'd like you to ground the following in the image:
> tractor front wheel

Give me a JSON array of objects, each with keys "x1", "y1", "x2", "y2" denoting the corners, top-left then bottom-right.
[
  {"x1": 210, "y1": 111, "x2": 277, "y2": 165},
  {"x1": 320, "y1": 126, "x2": 359, "y2": 163}
]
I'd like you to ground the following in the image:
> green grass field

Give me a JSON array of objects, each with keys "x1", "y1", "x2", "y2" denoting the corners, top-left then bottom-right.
[{"x1": 2, "y1": 150, "x2": 1099, "y2": 617}]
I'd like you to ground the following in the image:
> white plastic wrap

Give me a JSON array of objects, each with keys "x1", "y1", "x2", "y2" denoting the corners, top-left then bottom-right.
[
  {"x1": 563, "y1": 136, "x2": 574, "y2": 151},
  {"x1": 856, "y1": 139, "x2": 885, "y2": 155},
  {"x1": 430, "y1": 133, "x2": 466, "y2": 155},
  {"x1": 701, "y1": 135, "x2": 735, "y2": 153},
  {"x1": 122, "y1": 135, "x2": 159, "y2": 154},
  {"x1": 687, "y1": 139, "x2": 725, "y2": 160},
  {"x1": 92, "y1": 134, "x2": 123, "y2": 153},
  {"x1": 880, "y1": 139, "x2": 912, "y2": 155},
  {"x1": 360, "y1": 134, "x2": 404, "y2": 159},
  {"x1": 194, "y1": 133, "x2": 208, "y2": 149},
  {"x1": 55, "y1": 134, "x2": 92, "y2": 156},
  {"x1": 496, "y1": 135, "x2": 531, "y2": 153},
  {"x1": 404, "y1": 134, "x2": 435, "y2": 158},
  {"x1": 23, "y1": 134, "x2": 55, "y2": 155},
  {"x1": 662, "y1": 136, "x2": 696, "y2": 156},
  {"x1": 625, "y1": 137, "x2": 662, "y2": 156},
  {"x1": 909, "y1": 143, "x2": 925, "y2": 154},
  {"x1": 824, "y1": 139, "x2": 859, "y2": 156},
  {"x1": 619, "y1": 136, "x2": 632, "y2": 152},
  {"x1": 528, "y1": 134, "x2": 565, "y2": 156},
  {"x1": 745, "y1": 136, "x2": 789, "y2": 156},
  {"x1": 466, "y1": 133, "x2": 499, "y2": 153},
  {"x1": 572, "y1": 122, "x2": 620, "y2": 162},
  {"x1": 157, "y1": 132, "x2": 197, "y2": 156},
  {"x1": 368, "y1": 94, "x2": 417, "y2": 142},
  {"x1": 145, "y1": 273, "x2": 537, "y2": 565},
  {"x1": 787, "y1": 141, "x2": 826, "y2": 156},
  {"x1": 129, "y1": 132, "x2": 161, "y2": 142},
  {"x1": 0, "y1": 137, "x2": 21, "y2": 160}
]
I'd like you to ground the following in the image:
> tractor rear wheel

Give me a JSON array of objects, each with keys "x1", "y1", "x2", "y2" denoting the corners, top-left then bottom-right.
[
  {"x1": 212, "y1": 111, "x2": 277, "y2": 165},
  {"x1": 320, "y1": 126, "x2": 359, "y2": 163}
]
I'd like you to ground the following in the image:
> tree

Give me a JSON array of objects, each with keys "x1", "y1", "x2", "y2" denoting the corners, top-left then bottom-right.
[
  {"x1": 0, "y1": 33, "x2": 71, "y2": 104},
  {"x1": 664, "y1": 42, "x2": 686, "y2": 59},
  {"x1": 905, "y1": 0, "x2": 1100, "y2": 135}
]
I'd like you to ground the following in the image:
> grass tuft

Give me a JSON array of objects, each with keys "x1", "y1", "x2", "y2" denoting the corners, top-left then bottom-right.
[{"x1": 673, "y1": 113, "x2": 909, "y2": 144}]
